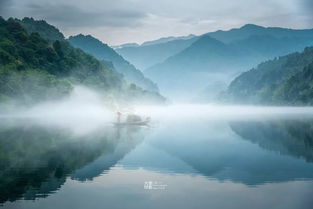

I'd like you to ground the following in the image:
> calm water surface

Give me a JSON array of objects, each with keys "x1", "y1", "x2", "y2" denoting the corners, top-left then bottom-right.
[{"x1": 1, "y1": 105, "x2": 313, "y2": 209}]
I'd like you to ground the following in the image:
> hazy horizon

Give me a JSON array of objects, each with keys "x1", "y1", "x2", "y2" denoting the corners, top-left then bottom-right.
[
  {"x1": 2, "y1": 2, "x2": 313, "y2": 207},
  {"x1": 1, "y1": 0, "x2": 313, "y2": 45},
  {"x1": 112, "y1": 23, "x2": 313, "y2": 47}
]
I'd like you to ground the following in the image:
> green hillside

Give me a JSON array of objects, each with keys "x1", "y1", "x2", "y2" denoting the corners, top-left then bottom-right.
[
  {"x1": 0, "y1": 17, "x2": 164, "y2": 104},
  {"x1": 17, "y1": 17, "x2": 65, "y2": 42},
  {"x1": 115, "y1": 36, "x2": 197, "y2": 70},
  {"x1": 144, "y1": 25, "x2": 313, "y2": 99},
  {"x1": 68, "y1": 34, "x2": 158, "y2": 92},
  {"x1": 227, "y1": 47, "x2": 313, "y2": 105}
]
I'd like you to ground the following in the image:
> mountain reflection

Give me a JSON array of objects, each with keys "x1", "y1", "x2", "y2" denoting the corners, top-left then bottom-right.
[
  {"x1": 119, "y1": 118, "x2": 313, "y2": 186},
  {"x1": 230, "y1": 119, "x2": 313, "y2": 163},
  {"x1": 0, "y1": 120, "x2": 145, "y2": 204},
  {"x1": 2, "y1": 116, "x2": 313, "y2": 206}
]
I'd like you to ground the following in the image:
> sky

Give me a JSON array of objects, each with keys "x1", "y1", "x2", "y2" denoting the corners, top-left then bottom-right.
[{"x1": 1, "y1": 0, "x2": 313, "y2": 45}]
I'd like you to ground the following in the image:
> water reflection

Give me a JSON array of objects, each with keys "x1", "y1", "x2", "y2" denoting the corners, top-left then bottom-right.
[
  {"x1": 120, "y1": 118, "x2": 313, "y2": 185},
  {"x1": 230, "y1": 119, "x2": 313, "y2": 162},
  {"x1": 0, "y1": 120, "x2": 146, "y2": 204},
  {"x1": 2, "y1": 113, "x2": 313, "y2": 209}
]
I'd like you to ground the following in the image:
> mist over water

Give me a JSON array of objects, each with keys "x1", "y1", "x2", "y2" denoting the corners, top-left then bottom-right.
[
  {"x1": 0, "y1": 86, "x2": 116, "y2": 136},
  {"x1": 2, "y1": 2, "x2": 313, "y2": 208},
  {"x1": 1, "y1": 86, "x2": 313, "y2": 133},
  {"x1": 137, "y1": 104, "x2": 313, "y2": 121},
  {"x1": 2, "y1": 86, "x2": 313, "y2": 209}
]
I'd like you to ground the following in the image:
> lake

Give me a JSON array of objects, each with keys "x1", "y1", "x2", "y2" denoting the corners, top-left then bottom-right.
[{"x1": 1, "y1": 105, "x2": 313, "y2": 209}]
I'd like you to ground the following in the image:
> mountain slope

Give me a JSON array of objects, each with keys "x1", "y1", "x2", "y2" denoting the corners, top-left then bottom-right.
[
  {"x1": 227, "y1": 47, "x2": 313, "y2": 104},
  {"x1": 0, "y1": 17, "x2": 164, "y2": 104},
  {"x1": 146, "y1": 35, "x2": 241, "y2": 80},
  {"x1": 68, "y1": 34, "x2": 158, "y2": 92},
  {"x1": 145, "y1": 25, "x2": 313, "y2": 99},
  {"x1": 0, "y1": 17, "x2": 123, "y2": 103},
  {"x1": 115, "y1": 24, "x2": 313, "y2": 72},
  {"x1": 275, "y1": 62, "x2": 313, "y2": 104},
  {"x1": 14, "y1": 17, "x2": 159, "y2": 93},
  {"x1": 141, "y1": 34, "x2": 196, "y2": 46},
  {"x1": 115, "y1": 36, "x2": 198, "y2": 70},
  {"x1": 208, "y1": 24, "x2": 313, "y2": 43},
  {"x1": 17, "y1": 17, "x2": 65, "y2": 42},
  {"x1": 144, "y1": 35, "x2": 245, "y2": 99}
]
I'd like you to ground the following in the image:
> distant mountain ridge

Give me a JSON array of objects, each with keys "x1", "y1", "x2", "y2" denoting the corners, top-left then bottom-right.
[
  {"x1": 113, "y1": 43, "x2": 139, "y2": 49},
  {"x1": 207, "y1": 24, "x2": 313, "y2": 43},
  {"x1": 116, "y1": 36, "x2": 198, "y2": 70},
  {"x1": 113, "y1": 34, "x2": 196, "y2": 49},
  {"x1": 143, "y1": 25, "x2": 313, "y2": 99},
  {"x1": 141, "y1": 34, "x2": 196, "y2": 46},
  {"x1": 68, "y1": 34, "x2": 158, "y2": 92},
  {"x1": 115, "y1": 24, "x2": 313, "y2": 72}
]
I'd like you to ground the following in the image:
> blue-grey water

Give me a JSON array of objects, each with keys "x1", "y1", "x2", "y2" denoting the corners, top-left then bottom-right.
[{"x1": 2, "y1": 105, "x2": 313, "y2": 209}]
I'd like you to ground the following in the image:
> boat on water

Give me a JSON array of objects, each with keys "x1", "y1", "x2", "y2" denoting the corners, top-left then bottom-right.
[
  {"x1": 114, "y1": 112, "x2": 150, "y2": 126},
  {"x1": 113, "y1": 120, "x2": 150, "y2": 126}
]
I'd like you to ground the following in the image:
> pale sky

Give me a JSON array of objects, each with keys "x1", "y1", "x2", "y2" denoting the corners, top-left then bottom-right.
[{"x1": 1, "y1": 0, "x2": 313, "y2": 45}]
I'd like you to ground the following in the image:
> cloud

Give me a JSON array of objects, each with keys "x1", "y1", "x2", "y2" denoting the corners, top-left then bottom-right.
[
  {"x1": 1, "y1": 0, "x2": 312, "y2": 45},
  {"x1": 303, "y1": 0, "x2": 313, "y2": 15},
  {"x1": 24, "y1": 2, "x2": 147, "y2": 28},
  {"x1": 305, "y1": 0, "x2": 313, "y2": 8},
  {"x1": 0, "y1": 0, "x2": 12, "y2": 15}
]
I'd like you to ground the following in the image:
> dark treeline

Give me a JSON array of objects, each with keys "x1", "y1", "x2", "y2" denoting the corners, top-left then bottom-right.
[
  {"x1": 227, "y1": 47, "x2": 313, "y2": 105},
  {"x1": 0, "y1": 17, "x2": 164, "y2": 105}
]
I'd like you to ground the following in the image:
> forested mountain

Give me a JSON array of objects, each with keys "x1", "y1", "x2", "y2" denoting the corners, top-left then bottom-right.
[
  {"x1": 277, "y1": 62, "x2": 313, "y2": 104},
  {"x1": 68, "y1": 34, "x2": 158, "y2": 92},
  {"x1": 144, "y1": 25, "x2": 313, "y2": 99},
  {"x1": 17, "y1": 17, "x2": 65, "y2": 42},
  {"x1": 148, "y1": 36, "x2": 235, "y2": 74},
  {"x1": 207, "y1": 24, "x2": 313, "y2": 43},
  {"x1": 116, "y1": 24, "x2": 313, "y2": 72},
  {"x1": 0, "y1": 17, "x2": 164, "y2": 104},
  {"x1": 227, "y1": 47, "x2": 313, "y2": 105},
  {"x1": 115, "y1": 35, "x2": 198, "y2": 70},
  {"x1": 141, "y1": 34, "x2": 196, "y2": 46}
]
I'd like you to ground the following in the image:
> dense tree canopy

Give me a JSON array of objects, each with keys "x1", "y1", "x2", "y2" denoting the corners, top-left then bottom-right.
[
  {"x1": 18, "y1": 17, "x2": 65, "y2": 42},
  {"x1": 68, "y1": 34, "x2": 158, "y2": 92},
  {"x1": 0, "y1": 16, "x2": 165, "y2": 104},
  {"x1": 227, "y1": 47, "x2": 313, "y2": 105}
]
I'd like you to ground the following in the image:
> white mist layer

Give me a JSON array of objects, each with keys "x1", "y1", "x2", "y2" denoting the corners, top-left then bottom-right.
[
  {"x1": 136, "y1": 104, "x2": 313, "y2": 122},
  {"x1": 0, "y1": 86, "x2": 116, "y2": 136},
  {"x1": 1, "y1": 87, "x2": 313, "y2": 135},
  {"x1": 21, "y1": 86, "x2": 112, "y2": 119}
]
